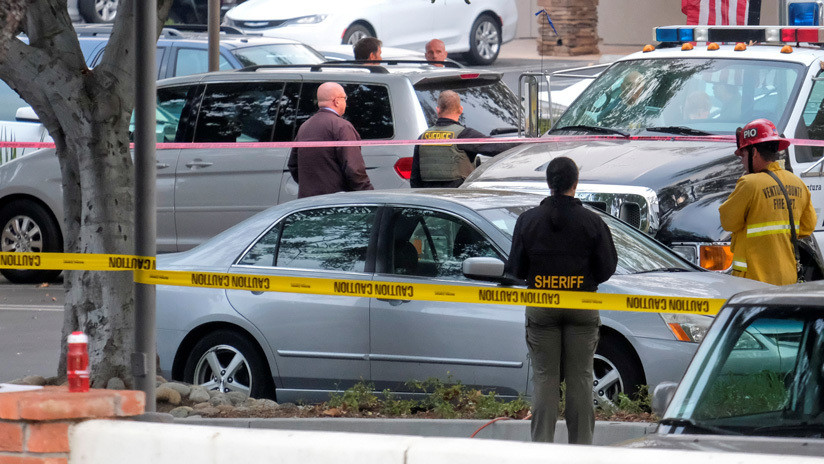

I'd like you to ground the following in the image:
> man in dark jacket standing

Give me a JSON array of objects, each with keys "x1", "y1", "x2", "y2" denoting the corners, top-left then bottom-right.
[
  {"x1": 410, "y1": 90, "x2": 518, "y2": 188},
  {"x1": 505, "y1": 156, "x2": 617, "y2": 444},
  {"x1": 288, "y1": 82, "x2": 374, "y2": 198}
]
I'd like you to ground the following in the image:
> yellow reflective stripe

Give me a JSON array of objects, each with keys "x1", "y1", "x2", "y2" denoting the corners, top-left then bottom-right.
[
  {"x1": 746, "y1": 221, "x2": 800, "y2": 237},
  {"x1": 732, "y1": 260, "x2": 747, "y2": 272}
]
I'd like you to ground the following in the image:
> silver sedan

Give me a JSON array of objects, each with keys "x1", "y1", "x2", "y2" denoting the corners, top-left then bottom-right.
[{"x1": 155, "y1": 189, "x2": 770, "y2": 404}]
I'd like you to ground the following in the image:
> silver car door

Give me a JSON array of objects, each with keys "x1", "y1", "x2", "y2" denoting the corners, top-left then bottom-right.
[
  {"x1": 370, "y1": 206, "x2": 529, "y2": 398},
  {"x1": 175, "y1": 81, "x2": 289, "y2": 250},
  {"x1": 226, "y1": 205, "x2": 378, "y2": 401}
]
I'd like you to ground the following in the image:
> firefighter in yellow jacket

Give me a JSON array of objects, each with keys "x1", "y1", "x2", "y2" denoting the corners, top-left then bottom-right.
[{"x1": 719, "y1": 118, "x2": 817, "y2": 285}]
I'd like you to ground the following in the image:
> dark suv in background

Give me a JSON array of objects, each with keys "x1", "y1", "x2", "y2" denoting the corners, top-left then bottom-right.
[
  {"x1": 68, "y1": 0, "x2": 247, "y2": 24},
  {"x1": 0, "y1": 62, "x2": 520, "y2": 282}
]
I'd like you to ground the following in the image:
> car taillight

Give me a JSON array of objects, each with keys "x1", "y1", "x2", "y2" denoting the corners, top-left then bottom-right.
[
  {"x1": 699, "y1": 244, "x2": 733, "y2": 271},
  {"x1": 394, "y1": 157, "x2": 413, "y2": 180}
]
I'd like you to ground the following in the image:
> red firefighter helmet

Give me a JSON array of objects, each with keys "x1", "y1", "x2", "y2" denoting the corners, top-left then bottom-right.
[{"x1": 735, "y1": 118, "x2": 790, "y2": 154}]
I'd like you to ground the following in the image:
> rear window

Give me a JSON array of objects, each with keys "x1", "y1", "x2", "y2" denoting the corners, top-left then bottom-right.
[
  {"x1": 231, "y1": 44, "x2": 325, "y2": 67},
  {"x1": 415, "y1": 79, "x2": 519, "y2": 136}
]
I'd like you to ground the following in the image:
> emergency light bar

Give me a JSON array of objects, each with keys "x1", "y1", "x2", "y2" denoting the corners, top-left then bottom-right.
[{"x1": 654, "y1": 25, "x2": 824, "y2": 44}]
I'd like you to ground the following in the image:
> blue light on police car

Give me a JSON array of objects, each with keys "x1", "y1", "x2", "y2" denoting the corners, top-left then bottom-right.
[
  {"x1": 789, "y1": 2, "x2": 820, "y2": 26},
  {"x1": 655, "y1": 27, "x2": 679, "y2": 42},
  {"x1": 678, "y1": 28, "x2": 695, "y2": 42}
]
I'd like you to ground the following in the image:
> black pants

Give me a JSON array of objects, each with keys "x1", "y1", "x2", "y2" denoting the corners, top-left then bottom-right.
[{"x1": 525, "y1": 306, "x2": 600, "y2": 444}]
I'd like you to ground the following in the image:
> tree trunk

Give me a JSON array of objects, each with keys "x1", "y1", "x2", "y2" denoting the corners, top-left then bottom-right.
[{"x1": 0, "y1": 0, "x2": 172, "y2": 388}]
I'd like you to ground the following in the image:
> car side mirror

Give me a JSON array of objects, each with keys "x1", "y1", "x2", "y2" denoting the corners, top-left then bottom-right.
[
  {"x1": 652, "y1": 381, "x2": 678, "y2": 417},
  {"x1": 15, "y1": 106, "x2": 40, "y2": 123},
  {"x1": 462, "y1": 257, "x2": 524, "y2": 286}
]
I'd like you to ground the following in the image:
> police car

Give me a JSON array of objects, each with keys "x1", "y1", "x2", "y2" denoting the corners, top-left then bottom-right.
[{"x1": 465, "y1": 22, "x2": 824, "y2": 279}]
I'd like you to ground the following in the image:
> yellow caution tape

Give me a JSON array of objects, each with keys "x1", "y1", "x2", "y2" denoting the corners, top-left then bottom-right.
[
  {"x1": 0, "y1": 252, "x2": 156, "y2": 271},
  {"x1": 1, "y1": 252, "x2": 724, "y2": 315},
  {"x1": 134, "y1": 269, "x2": 724, "y2": 315}
]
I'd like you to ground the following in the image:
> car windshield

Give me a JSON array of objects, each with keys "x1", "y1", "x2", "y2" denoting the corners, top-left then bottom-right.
[
  {"x1": 478, "y1": 205, "x2": 692, "y2": 274},
  {"x1": 415, "y1": 79, "x2": 520, "y2": 136},
  {"x1": 665, "y1": 307, "x2": 824, "y2": 437},
  {"x1": 552, "y1": 58, "x2": 805, "y2": 136},
  {"x1": 231, "y1": 44, "x2": 325, "y2": 66}
]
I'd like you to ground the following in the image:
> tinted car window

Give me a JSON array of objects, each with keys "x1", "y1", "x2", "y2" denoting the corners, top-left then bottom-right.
[
  {"x1": 478, "y1": 205, "x2": 691, "y2": 274},
  {"x1": 415, "y1": 79, "x2": 519, "y2": 135},
  {"x1": 273, "y1": 82, "x2": 301, "y2": 142},
  {"x1": 296, "y1": 82, "x2": 394, "y2": 140},
  {"x1": 388, "y1": 208, "x2": 500, "y2": 280},
  {"x1": 231, "y1": 44, "x2": 325, "y2": 67},
  {"x1": 193, "y1": 82, "x2": 285, "y2": 143},
  {"x1": 155, "y1": 86, "x2": 192, "y2": 143},
  {"x1": 273, "y1": 206, "x2": 377, "y2": 272},
  {"x1": 174, "y1": 48, "x2": 233, "y2": 77}
]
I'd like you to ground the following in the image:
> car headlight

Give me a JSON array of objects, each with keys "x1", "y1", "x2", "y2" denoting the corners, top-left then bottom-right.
[
  {"x1": 671, "y1": 242, "x2": 733, "y2": 271},
  {"x1": 660, "y1": 313, "x2": 713, "y2": 343},
  {"x1": 284, "y1": 14, "x2": 328, "y2": 25}
]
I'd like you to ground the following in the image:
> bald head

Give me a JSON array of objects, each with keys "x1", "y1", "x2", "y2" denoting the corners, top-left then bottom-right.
[
  {"x1": 436, "y1": 90, "x2": 462, "y2": 120},
  {"x1": 425, "y1": 39, "x2": 447, "y2": 66},
  {"x1": 317, "y1": 82, "x2": 348, "y2": 115}
]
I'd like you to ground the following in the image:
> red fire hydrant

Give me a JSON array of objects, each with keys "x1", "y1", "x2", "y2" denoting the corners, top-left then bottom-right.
[{"x1": 67, "y1": 331, "x2": 90, "y2": 392}]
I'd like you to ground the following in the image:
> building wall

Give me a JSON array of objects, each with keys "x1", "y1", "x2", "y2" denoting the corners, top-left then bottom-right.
[{"x1": 516, "y1": 0, "x2": 782, "y2": 44}]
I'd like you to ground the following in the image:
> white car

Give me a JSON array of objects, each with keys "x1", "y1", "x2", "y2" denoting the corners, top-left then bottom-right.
[{"x1": 223, "y1": 0, "x2": 518, "y2": 65}]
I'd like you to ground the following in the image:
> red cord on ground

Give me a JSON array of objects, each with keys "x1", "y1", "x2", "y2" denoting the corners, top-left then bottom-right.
[{"x1": 470, "y1": 413, "x2": 532, "y2": 438}]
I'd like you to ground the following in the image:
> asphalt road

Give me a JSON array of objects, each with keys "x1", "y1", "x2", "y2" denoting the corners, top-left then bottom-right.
[
  {"x1": 0, "y1": 57, "x2": 596, "y2": 385},
  {"x1": 0, "y1": 275, "x2": 64, "y2": 382}
]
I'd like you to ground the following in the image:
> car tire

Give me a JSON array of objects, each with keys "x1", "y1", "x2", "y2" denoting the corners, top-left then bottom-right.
[
  {"x1": 342, "y1": 24, "x2": 373, "y2": 45},
  {"x1": 78, "y1": 0, "x2": 119, "y2": 23},
  {"x1": 183, "y1": 330, "x2": 275, "y2": 400},
  {"x1": 0, "y1": 200, "x2": 62, "y2": 284},
  {"x1": 465, "y1": 14, "x2": 501, "y2": 66},
  {"x1": 593, "y1": 332, "x2": 644, "y2": 407}
]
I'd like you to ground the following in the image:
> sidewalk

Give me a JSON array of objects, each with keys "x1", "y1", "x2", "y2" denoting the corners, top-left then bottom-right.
[{"x1": 499, "y1": 38, "x2": 644, "y2": 64}]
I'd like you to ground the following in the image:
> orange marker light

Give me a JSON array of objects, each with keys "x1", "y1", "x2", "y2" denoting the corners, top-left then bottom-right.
[
  {"x1": 668, "y1": 323, "x2": 692, "y2": 342},
  {"x1": 681, "y1": 42, "x2": 694, "y2": 50},
  {"x1": 781, "y1": 45, "x2": 794, "y2": 54},
  {"x1": 699, "y1": 244, "x2": 733, "y2": 271},
  {"x1": 642, "y1": 44, "x2": 655, "y2": 52},
  {"x1": 707, "y1": 42, "x2": 720, "y2": 50},
  {"x1": 734, "y1": 42, "x2": 747, "y2": 51}
]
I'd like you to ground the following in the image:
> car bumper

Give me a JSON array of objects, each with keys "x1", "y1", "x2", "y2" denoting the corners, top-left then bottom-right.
[{"x1": 633, "y1": 336, "x2": 698, "y2": 388}]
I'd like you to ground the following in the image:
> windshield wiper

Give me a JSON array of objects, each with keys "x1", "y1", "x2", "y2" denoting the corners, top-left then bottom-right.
[
  {"x1": 633, "y1": 267, "x2": 692, "y2": 274},
  {"x1": 553, "y1": 125, "x2": 630, "y2": 138},
  {"x1": 489, "y1": 126, "x2": 519, "y2": 135},
  {"x1": 752, "y1": 423, "x2": 824, "y2": 437},
  {"x1": 658, "y1": 417, "x2": 740, "y2": 435},
  {"x1": 646, "y1": 126, "x2": 712, "y2": 136}
]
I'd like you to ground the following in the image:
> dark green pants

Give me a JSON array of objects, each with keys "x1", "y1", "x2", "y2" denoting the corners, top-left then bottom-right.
[{"x1": 525, "y1": 306, "x2": 600, "y2": 444}]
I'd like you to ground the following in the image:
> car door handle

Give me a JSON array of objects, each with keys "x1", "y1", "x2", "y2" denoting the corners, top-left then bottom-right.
[
  {"x1": 156, "y1": 163, "x2": 170, "y2": 169},
  {"x1": 185, "y1": 160, "x2": 214, "y2": 168},
  {"x1": 377, "y1": 298, "x2": 410, "y2": 306}
]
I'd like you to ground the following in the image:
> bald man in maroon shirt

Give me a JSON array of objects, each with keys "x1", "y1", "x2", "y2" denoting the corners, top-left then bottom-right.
[{"x1": 288, "y1": 82, "x2": 374, "y2": 198}]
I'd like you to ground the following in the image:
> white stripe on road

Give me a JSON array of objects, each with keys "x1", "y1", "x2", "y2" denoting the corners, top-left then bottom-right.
[{"x1": 0, "y1": 304, "x2": 63, "y2": 312}]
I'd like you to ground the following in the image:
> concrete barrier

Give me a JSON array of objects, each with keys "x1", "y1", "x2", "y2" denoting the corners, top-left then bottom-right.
[
  {"x1": 175, "y1": 417, "x2": 657, "y2": 444},
  {"x1": 70, "y1": 420, "x2": 824, "y2": 464}
]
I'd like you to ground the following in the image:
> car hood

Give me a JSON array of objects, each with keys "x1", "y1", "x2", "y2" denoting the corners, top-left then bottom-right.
[
  {"x1": 466, "y1": 138, "x2": 742, "y2": 193},
  {"x1": 623, "y1": 433, "x2": 824, "y2": 457},
  {"x1": 600, "y1": 270, "x2": 770, "y2": 300},
  {"x1": 227, "y1": 0, "x2": 364, "y2": 20}
]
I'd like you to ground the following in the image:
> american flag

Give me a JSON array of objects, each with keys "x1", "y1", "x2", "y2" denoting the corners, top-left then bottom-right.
[{"x1": 682, "y1": 0, "x2": 751, "y2": 25}]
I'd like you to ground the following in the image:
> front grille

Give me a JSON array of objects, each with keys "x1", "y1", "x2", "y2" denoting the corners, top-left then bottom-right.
[
  {"x1": 619, "y1": 202, "x2": 641, "y2": 229},
  {"x1": 583, "y1": 201, "x2": 607, "y2": 212},
  {"x1": 237, "y1": 20, "x2": 287, "y2": 29}
]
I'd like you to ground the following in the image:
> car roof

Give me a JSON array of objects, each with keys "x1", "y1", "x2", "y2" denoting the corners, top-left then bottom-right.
[
  {"x1": 157, "y1": 63, "x2": 503, "y2": 86},
  {"x1": 279, "y1": 188, "x2": 546, "y2": 212},
  {"x1": 725, "y1": 280, "x2": 824, "y2": 306},
  {"x1": 616, "y1": 43, "x2": 820, "y2": 67}
]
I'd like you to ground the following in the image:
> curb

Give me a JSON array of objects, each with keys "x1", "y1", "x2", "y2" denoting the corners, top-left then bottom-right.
[{"x1": 173, "y1": 417, "x2": 657, "y2": 445}]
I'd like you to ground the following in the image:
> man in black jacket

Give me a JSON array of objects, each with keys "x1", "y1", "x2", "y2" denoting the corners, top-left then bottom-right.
[
  {"x1": 505, "y1": 156, "x2": 618, "y2": 444},
  {"x1": 410, "y1": 90, "x2": 518, "y2": 188}
]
